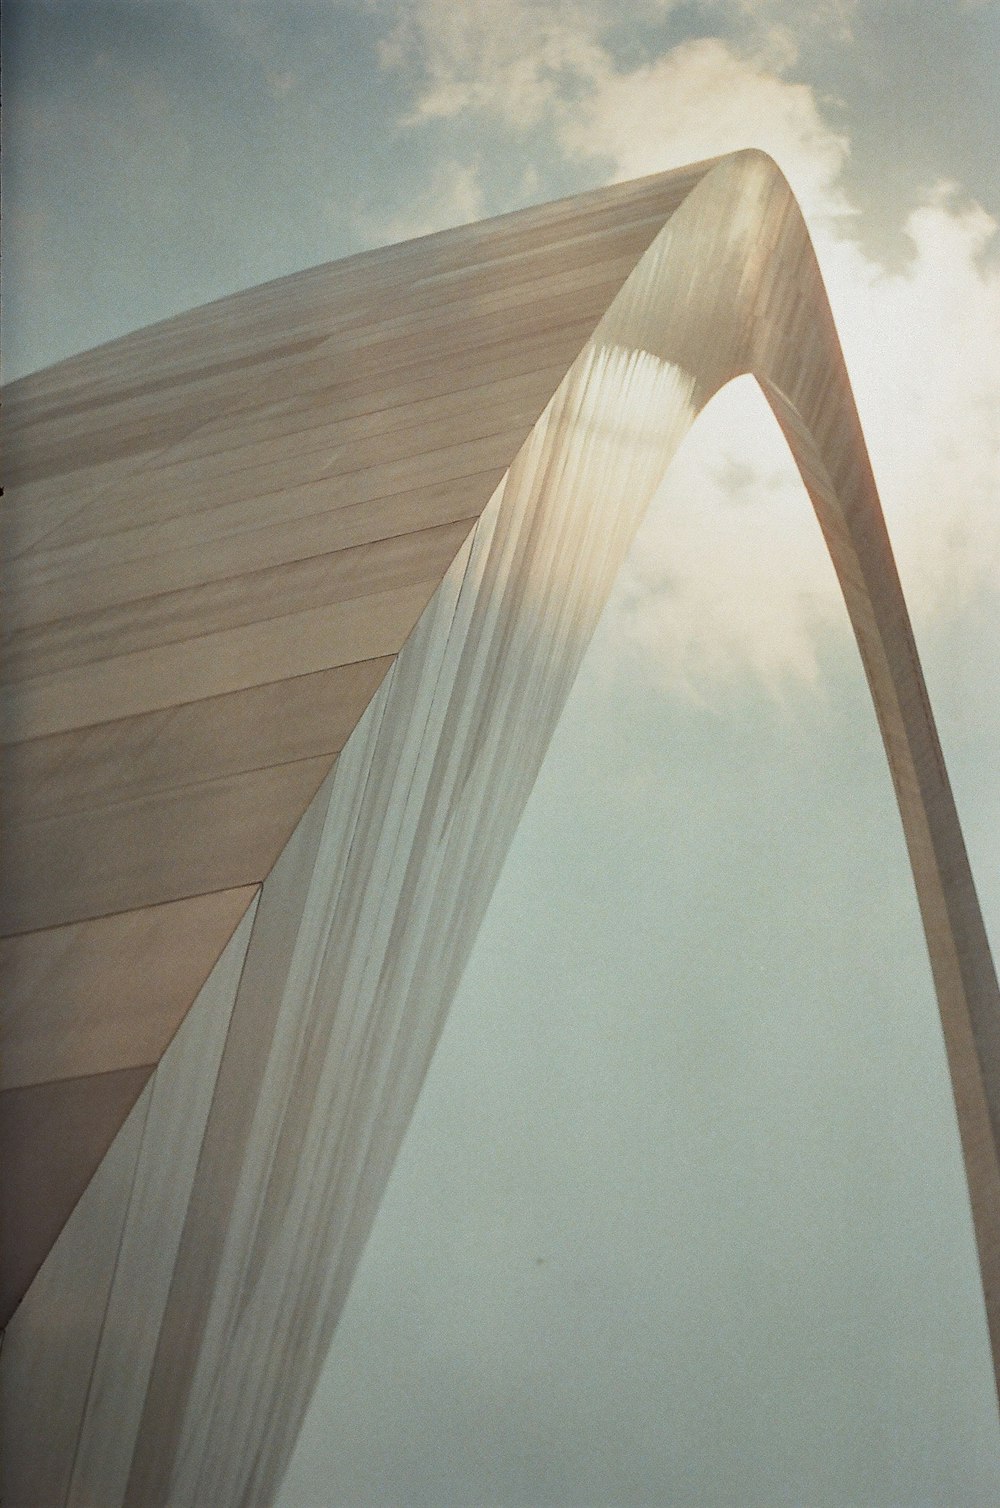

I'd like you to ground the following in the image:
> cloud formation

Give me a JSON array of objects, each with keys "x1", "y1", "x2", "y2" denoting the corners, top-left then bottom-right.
[
  {"x1": 556, "y1": 34, "x2": 850, "y2": 219},
  {"x1": 377, "y1": 0, "x2": 609, "y2": 127},
  {"x1": 379, "y1": 0, "x2": 1000, "y2": 696}
]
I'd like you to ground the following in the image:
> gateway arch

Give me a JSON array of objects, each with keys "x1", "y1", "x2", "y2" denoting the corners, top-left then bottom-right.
[{"x1": 2, "y1": 149, "x2": 998, "y2": 1504}]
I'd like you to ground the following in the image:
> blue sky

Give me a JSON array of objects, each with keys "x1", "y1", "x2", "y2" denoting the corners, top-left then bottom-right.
[{"x1": 5, "y1": 3, "x2": 1000, "y2": 1503}]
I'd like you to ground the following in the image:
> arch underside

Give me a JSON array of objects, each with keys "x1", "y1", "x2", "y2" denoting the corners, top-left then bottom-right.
[{"x1": 2, "y1": 150, "x2": 997, "y2": 1504}]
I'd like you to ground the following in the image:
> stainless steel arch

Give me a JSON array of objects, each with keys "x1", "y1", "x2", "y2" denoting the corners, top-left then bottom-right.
[
  {"x1": 650, "y1": 149, "x2": 1000, "y2": 1384},
  {"x1": 2, "y1": 149, "x2": 996, "y2": 1505}
]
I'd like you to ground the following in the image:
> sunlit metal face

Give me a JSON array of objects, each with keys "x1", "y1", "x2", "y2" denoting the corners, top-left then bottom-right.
[{"x1": 2, "y1": 151, "x2": 997, "y2": 1506}]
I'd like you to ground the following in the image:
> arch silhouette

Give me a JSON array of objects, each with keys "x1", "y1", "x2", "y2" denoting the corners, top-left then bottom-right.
[{"x1": 2, "y1": 149, "x2": 997, "y2": 1504}]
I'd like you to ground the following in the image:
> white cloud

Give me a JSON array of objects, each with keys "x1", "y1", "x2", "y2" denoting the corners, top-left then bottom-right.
[
  {"x1": 557, "y1": 34, "x2": 850, "y2": 221},
  {"x1": 376, "y1": 0, "x2": 857, "y2": 134}
]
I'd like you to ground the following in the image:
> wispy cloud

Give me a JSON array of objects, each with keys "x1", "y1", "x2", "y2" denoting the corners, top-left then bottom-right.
[
  {"x1": 376, "y1": 0, "x2": 608, "y2": 126},
  {"x1": 352, "y1": 158, "x2": 486, "y2": 243}
]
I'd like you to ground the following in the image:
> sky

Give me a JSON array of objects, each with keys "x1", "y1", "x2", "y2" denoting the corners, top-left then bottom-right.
[{"x1": 4, "y1": 2, "x2": 1000, "y2": 1504}]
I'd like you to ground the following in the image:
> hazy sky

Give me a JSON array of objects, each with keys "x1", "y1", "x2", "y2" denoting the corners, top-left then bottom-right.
[{"x1": 4, "y1": 3, "x2": 1000, "y2": 1504}]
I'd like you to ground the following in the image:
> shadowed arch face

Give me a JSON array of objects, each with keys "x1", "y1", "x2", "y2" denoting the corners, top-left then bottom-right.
[{"x1": 2, "y1": 150, "x2": 997, "y2": 1506}]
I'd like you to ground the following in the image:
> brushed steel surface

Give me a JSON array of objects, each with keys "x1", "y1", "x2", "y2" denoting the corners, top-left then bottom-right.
[{"x1": 1, "y1": 150, "x2": 996, "y2": 1504}]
